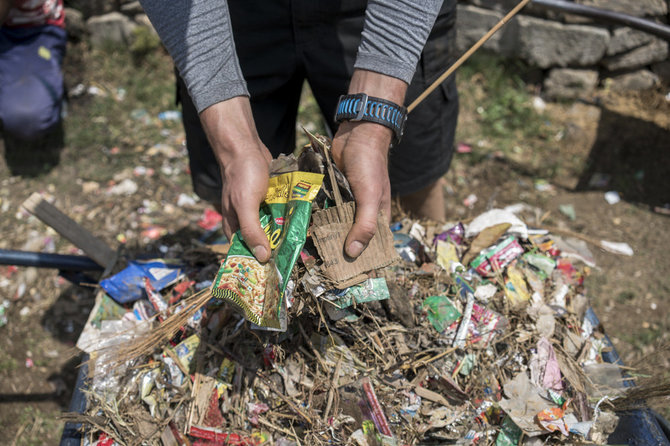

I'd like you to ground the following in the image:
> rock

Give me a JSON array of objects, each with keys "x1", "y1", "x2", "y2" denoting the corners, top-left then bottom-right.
[
  {"x1": 455, "y1": 5, "x2": 518, "y2": 55},
  {"x1": 607, "y1": 70, "x2": 659, "y2": 91},
  {"x1": 78, "y1": 0, "x2": 115, "y2": 19},
  {"x1": 87, "y1": 12, "x2": 138, "y2": 48},
  {"x1": 562, "y1": 13, "x2": 596, "y2": 24},
  {"x1": 652, "y1": 60, "x2": 670, "y2": 83},
  {"x1": 603, "y1": 39, "x2": 669, "y2": 71},
  {"x1": 64, "y1": 7, "x2": 86, "y2": 41},
  {"x1": 516, "y1": 16, "x2": 609, "y2": 68},
  {"x1": 544, "y1": 68, "x2": 599, "y2": 99},
  {"x1": 133, "y1": 13, "x2": 157, "y2": 36},
  {"x1": 607, "y1": 28, "x2": 655, "y2": 56},
  {"x1": 469, "y1": 0, "x2": 520, "y2": 12},
  {"x1": 575, "y1": 0, "x2": 667, "y2": 17},
  {"x1": 121, "y1": 1, "x2": 144, "y2": 15}
]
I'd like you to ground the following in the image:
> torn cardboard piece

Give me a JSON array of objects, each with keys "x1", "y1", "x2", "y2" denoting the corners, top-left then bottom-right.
[{"x1": 312, "y1": 201, "x2": 399, "y2": 288}]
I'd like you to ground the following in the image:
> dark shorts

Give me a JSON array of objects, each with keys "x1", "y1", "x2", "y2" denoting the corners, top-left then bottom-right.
[
  {"x1": 0, "y1": 25, "x2": 66, "y2": 141},
  {"x1": 178, "y1": 0, "x2": 459, "y2": 205}
]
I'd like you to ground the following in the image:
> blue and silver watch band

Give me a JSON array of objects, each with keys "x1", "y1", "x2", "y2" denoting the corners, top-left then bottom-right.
[{"x1": 334, "y1": 93, "x2": 407, "y2": 145}]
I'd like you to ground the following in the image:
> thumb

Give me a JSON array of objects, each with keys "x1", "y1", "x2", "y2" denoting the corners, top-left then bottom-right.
[
  {"x1": 344, "y1": 201, "x2": 380, "y2": 258},
  {"x1": 237, "y1": 204, "x2": 271, "y2": 263}
]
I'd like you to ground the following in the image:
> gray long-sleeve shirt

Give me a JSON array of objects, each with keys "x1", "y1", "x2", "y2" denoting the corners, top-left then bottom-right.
[{"x1": 140, "y1": 0, "x2": 443, "y2": 113}]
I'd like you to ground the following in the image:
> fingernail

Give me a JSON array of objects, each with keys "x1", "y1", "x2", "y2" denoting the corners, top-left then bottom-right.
[
  {"x1": 347, "y1": 241, "x2": 365, "y2": 258},
  {"x1": 253, "y1": 245, "x2": 268, "y2": 262}
]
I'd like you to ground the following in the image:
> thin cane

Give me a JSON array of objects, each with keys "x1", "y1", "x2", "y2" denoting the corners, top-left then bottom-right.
[{"x1": 407, "y1": 0, "x2": 533, "y2": 114}]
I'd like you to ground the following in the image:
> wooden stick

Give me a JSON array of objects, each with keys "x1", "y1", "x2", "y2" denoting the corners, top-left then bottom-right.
[
  {"x1": 22, "y1": 192, "x2": 117, "y2": 268},
  {"x1": 323, "y1": 354, "x2": 342, "y2": 421},
  {"x1": 407, "y1": 0, "x2": 532, "y2": 113},
  {"x1": 256, "y1": 372, "x2": 314, "y2": 425}
]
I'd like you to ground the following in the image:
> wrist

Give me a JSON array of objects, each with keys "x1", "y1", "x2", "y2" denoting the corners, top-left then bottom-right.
[
  {"x1": 336, "y1": 70, "x2": 409, "y2": 146},
  {"x1": 347, "y1": 69, "x2": 407, "y2": 105}
]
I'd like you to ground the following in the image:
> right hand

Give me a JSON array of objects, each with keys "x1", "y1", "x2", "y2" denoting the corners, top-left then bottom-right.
[{"x1": 200, "y1": 97, "x2": 273, "y2": 263}]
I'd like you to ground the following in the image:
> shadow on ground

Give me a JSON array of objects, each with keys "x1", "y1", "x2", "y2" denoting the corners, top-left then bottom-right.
[
  {"x1": 1, "y1": 122, "x2": 66, "y2": 178},
  {"x1": 575, "y1": 107, "x2": 670, "y2": 207}
]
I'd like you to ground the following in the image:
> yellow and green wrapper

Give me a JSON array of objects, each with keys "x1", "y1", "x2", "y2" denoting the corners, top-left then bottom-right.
[{"x1": 211, "y1": 171, "x2": 323, "y2": 330}]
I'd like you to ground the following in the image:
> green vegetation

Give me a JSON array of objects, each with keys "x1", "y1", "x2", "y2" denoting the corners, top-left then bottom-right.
[
  {"x1": 455, "y1": 53, "x2": 569, "y2": 180},
  {"x1": 460, "y1": 55, "x2": 543, "y2": 139},
  {"x1": 622, "y1": 326, "x2": 663, "y2": 349},
  {"x1": 14, "y1": 407, "x2": 64, "y2": 446},
  {"x1": 616, "y1": 290, "x2": 636, "y2": 303},
  {"x1": 63, "y1": 44, "x2": 177, "y2": 181},
  {"x1": 0, "y1": 355, "x2": 18, "y2": 373}
]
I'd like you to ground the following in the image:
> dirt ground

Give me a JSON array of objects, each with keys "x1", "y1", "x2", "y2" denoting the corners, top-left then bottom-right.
[{"x1": 0, "y1": 43, "x2": 669, "y2": 443}]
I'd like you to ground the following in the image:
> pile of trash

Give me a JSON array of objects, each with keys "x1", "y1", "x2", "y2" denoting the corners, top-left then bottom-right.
[{"x1": 70, "y1": 137, "x2": 634, "y2": 445}]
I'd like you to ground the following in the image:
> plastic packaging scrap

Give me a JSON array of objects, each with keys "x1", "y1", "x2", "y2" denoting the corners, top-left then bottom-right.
[
  {"x1": 99, "y1": 259, "x2": 184, "y2": 304},
  {"x1": 212, "y1": 171, "x2": 323, "y2": 330},
  {"x1": 0, "y1": 300, "x2": 9, "y2": 328},
  {"x1": 197, "y1": 208, "x2": 223, "y2": 231},
  {"x1": 71, "y1": 137, "x2": 639, "y2": 446}
]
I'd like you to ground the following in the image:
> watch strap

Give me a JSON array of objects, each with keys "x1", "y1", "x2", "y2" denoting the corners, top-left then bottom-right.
[{"x1": 334, "y1": 93, "x2": 407, "y2": 145}]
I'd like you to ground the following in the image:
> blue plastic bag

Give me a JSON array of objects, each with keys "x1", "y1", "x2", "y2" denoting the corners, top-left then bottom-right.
[{"x1": 100, "y1": 260, "x2": 183, "y2": 304}]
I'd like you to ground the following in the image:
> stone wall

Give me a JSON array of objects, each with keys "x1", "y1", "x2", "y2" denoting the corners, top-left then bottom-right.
[
  {"x1": 66, "y1": 0, "x2": 669, "y2": 99},
  {"x1": 457, "y1": 0, "x2": 670, "y2": 98},
  {"x1": 64, "y1": 0, "x2": 158, "y2": 52}
]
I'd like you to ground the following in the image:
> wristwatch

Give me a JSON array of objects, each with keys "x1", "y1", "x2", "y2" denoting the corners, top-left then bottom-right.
[{"x1": 334, "y1": 93, "x2": 407, "y2": 145}]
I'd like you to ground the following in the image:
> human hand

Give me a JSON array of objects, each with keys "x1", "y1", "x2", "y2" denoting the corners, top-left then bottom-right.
[
  {"x1": 332, "y1": 121, "x2": 392, "y2": 258},
  {"x1": 200, "y1": 97, "x2": 273, "y2": 262},
  {"x1": 331, "y1": 70, "x2": 408, "y2": 258}
]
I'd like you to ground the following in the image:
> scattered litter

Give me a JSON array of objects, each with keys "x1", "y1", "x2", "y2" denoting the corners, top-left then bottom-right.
[
  {"x1": 604, "y1": 191, "x2": 620, "y2": 205},
  {"x1": 0, "y1": 300, "x2": 9, "y2": 328},
  {"x1": 463, "y1": 193, "x2": 478, "y2": 207},
  {"x1": 99, "y1": 260, "x2": 183, "y2": 304},
  {"x1": 147, "y1": 143, "x2": 180, "y2": 158},
  {"x1": 457, "y1": 142, "x2": 472, "y2": 153},
  {"x1": 532, "y1": 96, "x2": 546, "y2": 112},
  {"x1": 87, "y1": 85, "x2": 106, "y2": 97},
  {"x1": 68, "y1": 135, "x2": 641, "y2": 445},
  {"x1": 558, "y1": 204, "x2": 576, "y2": 221},
  {"x1": 158, "y1": 110, "x2": 182, "y2": 121},
  {"x1": 133, "y1": 166, "x2": 155, "y2": 177},
  {"x1": 177, "y1": 193, "x2": 198, "y2": 207},
  {"x1": 600, "y1": 240, "x2": 634, "y2": 256},
  {"x1": 534, "y1": 179, "x2": 555, "y2": 193},
  {"x1": 70, "y1": 83, "x2": 86, "y2": 97},
  {"x1": 197, "y1": 208, "x2": 223, "y2": 231},
  {"x1": 106, "y1": 179, "x2": 138, "y2": 196},
  {"x1": 465, "y1": 209, "x2": 528, "y2": 240}
]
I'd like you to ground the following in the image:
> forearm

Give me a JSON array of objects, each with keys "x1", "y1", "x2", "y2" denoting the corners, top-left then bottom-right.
[
  {"x1": 200, "y1": 97, "x2": 273, "y2": 262},
  {"x1": 199, "y1": 97, "x2": 266, "y2": 169},
  {"x1": 139, "y1": 0, "x2": 247, "y2": 112},
  {"x1": 355, "y1": 0, "x2": 444, "y2": 84}
]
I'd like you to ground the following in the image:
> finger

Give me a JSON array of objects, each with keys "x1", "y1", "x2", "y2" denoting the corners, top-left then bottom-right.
[
  {"x1": 221, "y1": 213, "x2": 237, "y2": 242},
  {"x1": 236, "y1": 202, "x2": 270, "y2": 263},
  {"x1": 345, "y1": 199, "x2": 380, "y2": 258}
]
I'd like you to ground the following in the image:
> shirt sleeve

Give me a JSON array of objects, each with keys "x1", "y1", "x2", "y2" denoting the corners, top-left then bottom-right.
[
  {"x1": 355, "y1": 0, "x2": 444, "y2": 84},
  {"x1": 139, "y1": 0, "x2": 248, "y2": 113}
]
